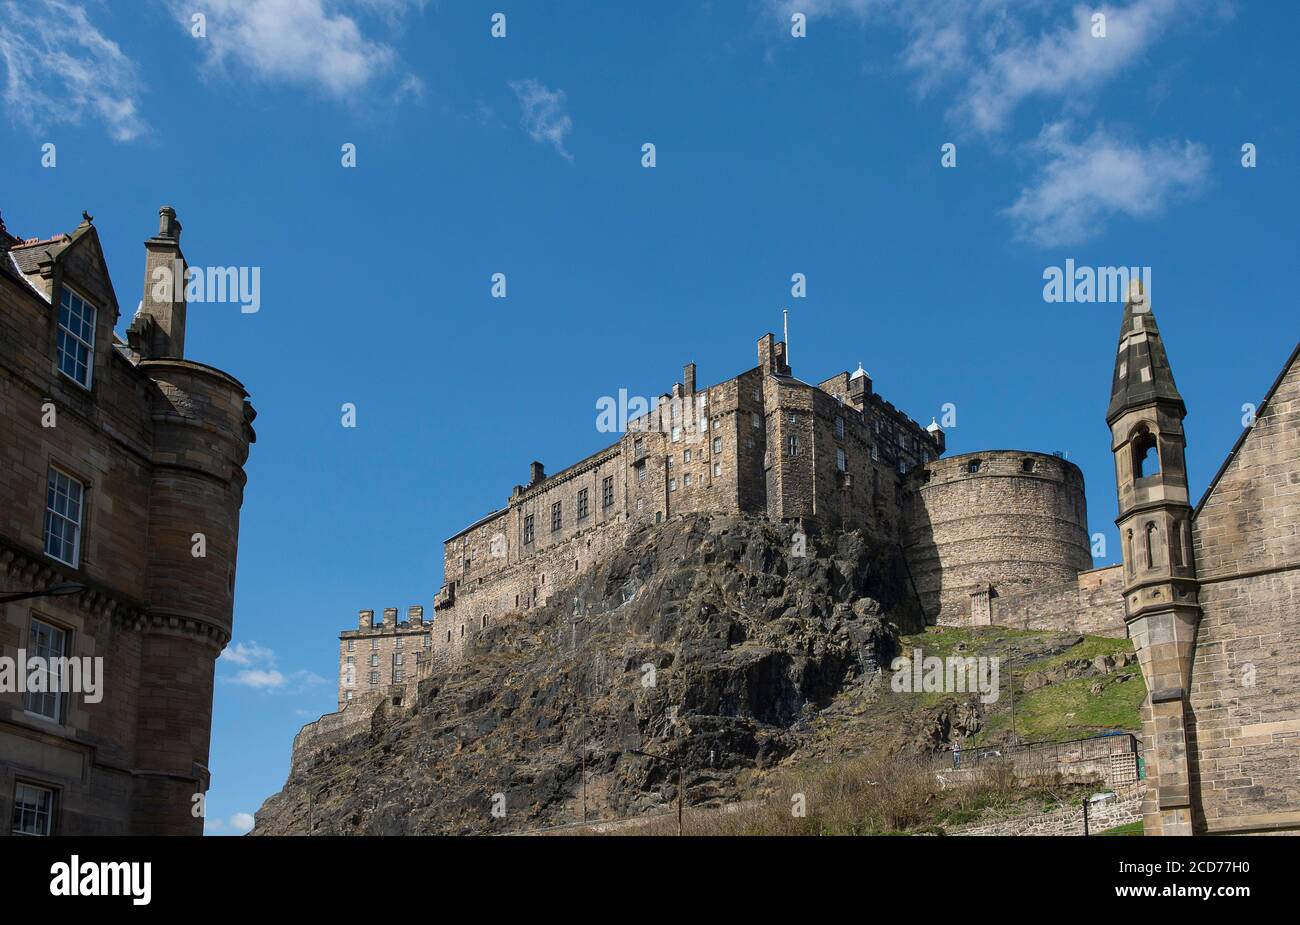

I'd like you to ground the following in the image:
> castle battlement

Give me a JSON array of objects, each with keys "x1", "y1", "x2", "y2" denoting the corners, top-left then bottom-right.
[{"x1": 327, "y1": 329, "x2": 1127, "y2": 712}]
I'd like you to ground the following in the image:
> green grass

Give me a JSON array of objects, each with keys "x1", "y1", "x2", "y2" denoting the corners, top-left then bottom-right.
[{"x1": 1097, "y1": 820, "x2": 1144, "y2": 836}]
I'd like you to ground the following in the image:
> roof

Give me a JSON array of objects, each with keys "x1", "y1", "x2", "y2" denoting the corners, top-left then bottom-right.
[
  {"x1": 1106, "y1": 290, "x2": 1185, "y2": 423},
  {"x1": 1193, "y1": 340, "x2": 1300, "y2": 520}
]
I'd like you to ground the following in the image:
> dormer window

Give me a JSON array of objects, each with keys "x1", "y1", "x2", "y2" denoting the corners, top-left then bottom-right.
[{"x1": 57, "y1": 288, "x2": 96, "y2": 388}]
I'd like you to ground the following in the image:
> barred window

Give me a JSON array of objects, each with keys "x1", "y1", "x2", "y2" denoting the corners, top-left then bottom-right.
[
  {"x1": 637, "y1": 467, "x2": 647, "y2": 485},
  {"x1": 370, "y1": 654, "x2": 379, "y2": 667},
  {"x1": 57, "y1": 288, "x2": 95, "y2": 388},
  {"x1": 369, "y1": 671, "x2": 379, "y2": 684},
  {"x1": 43, "y1": 468, "x2": 84, "y2": 567}
]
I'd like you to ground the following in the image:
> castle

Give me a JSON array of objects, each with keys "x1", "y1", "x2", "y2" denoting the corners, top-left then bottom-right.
[
  {"x1": 315, "y1": 287, "x2": 1300, "y2": 837},
  {"x1": 0, "y1": 207, "x2": 256, "y2": 835},
  {"x1": 328, "y1": 331, "x2": 1125, "y2": 710}
]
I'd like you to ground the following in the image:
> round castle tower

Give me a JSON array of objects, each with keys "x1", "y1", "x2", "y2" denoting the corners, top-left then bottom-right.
[{"x1": 903, "y1": 450, "x2": 1093, "y2": 626}]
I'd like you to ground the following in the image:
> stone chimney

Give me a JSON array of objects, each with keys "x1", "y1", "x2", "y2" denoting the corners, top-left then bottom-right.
[
  {"x1": 528, "y1": 461, "x2": 546, "y2": 486},
  {"x1": 359, "y1": 609, "x2": 374, "y2": 629},
  {"x1": 383, "y1": 607, "x2": 398, "y2": 627},
  {"x1": 408, "y1": 605, "x2": 425, "y2": 627},
  {"x1": 683, "y1": 362, "x2": 696, "y2": 395},
  {"x1": 129, "y1": 205, "x2": 187, "y2": 359}
]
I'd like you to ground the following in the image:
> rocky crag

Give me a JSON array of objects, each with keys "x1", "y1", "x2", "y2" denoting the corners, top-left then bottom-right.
[{"x1": 252, "y1": 514, "x2": 928, "y2": 835}]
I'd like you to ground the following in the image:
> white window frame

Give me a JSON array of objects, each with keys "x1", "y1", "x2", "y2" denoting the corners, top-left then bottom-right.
[
  {"x1": 23, "y1": 618, "x2": 68, "y2": 722},
  {"x1": 56, "y1": 287, "x2": 96, "y2": 389},
  {"x1": 43, "y1": 467, "x2": 84, "y2": 568},
  {"x1": 11, "y1": 781, "x2": 56, "y2": 836}
]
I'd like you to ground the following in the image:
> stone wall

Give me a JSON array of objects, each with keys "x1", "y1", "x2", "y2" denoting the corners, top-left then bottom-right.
[
  {"x1": 904, "y1": 451, "x2": 1095, "y2": 626},
  {"x1": 1185, "y1": 348, "x2": 1300, "y2": 834},
  {"x1": 950, "y1": 782, "x2": 1145, "y2": 836},
  {"x1": 986, "y1": 564, "x2": 1127, "y2": 638}
]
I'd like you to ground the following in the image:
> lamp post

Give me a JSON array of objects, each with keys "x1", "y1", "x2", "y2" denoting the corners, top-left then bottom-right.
[
  {"x1": 631, "y1": 748, "x2": 685, "y2": 836},
  {"x1": 0, "y1": 582, "x2": 85, "y2": 604}
]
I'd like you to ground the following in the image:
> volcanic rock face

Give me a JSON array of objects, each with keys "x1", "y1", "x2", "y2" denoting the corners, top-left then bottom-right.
[{"x1": 252, "y1": 515, "x2": 926, "y2": 835}]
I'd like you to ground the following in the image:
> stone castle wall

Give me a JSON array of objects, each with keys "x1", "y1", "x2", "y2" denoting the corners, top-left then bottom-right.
[
  {"x1": 985, "y1": 563, "x2": 1127, "y2": 638},
  {"x1": 903, "y1": 450, "x2": 1095, "y2": 626}
]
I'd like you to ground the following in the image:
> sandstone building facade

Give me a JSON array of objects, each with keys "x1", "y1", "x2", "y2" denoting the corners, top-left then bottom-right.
[
  {"x1": 1108, "y1": 286, "x2": 1300, "y2": 835},
  {"x1": 0, "y1": 207, "x2": 256, "y2": 835}
]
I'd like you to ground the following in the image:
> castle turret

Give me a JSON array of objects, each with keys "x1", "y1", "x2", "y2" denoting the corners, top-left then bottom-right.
[{"x1": 1106, "y1": 281, "x2": 1201, "y2": 836}]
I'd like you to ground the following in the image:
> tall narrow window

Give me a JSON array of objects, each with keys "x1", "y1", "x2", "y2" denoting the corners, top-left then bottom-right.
[
  {"x1": 11, "y1": 782, "x2": 55, "y2": 836},
  {"x1": 56, "y1": 288, "x2": 95, "y2": 388},
  {"x1": 712, "y1": 437, "x2": 722, "y2": 454},
  {"x1": 835, "y1": 417, "x2": 845, "y2": 439},
  {"x1": 523, "y1": 514, "x2": 534, "y2": 544},
  {"x1": 1133, "y1": 427, "x2": 1160, "y2": 477},
  {"x1": 787, "y1": 435, "x2": 799, "y2": 456},
  {"x1": 602, "y1": 476, "x2": 614, "y2": 508},
  {"x1": 551, "y1": 500, "x2": 562, "y2": 532},
  {"x1": 577, "y1": 488, "x2": 589, "y2": 520},
  {"x1": 836, "y1": 448, "x2": 847, "y2": 472},
  {"x1": 1172, "y1": 520, "x2": 1185, "y2": 567},
  {"x1": 24, "y1": 619, "x2": 67, "y2": 721},
  {"x1": 1145, "y1": 522, "x2": 1158, "y2": 570},
  {"x1": 43, "y1": 468, "x2": 84, "y2": 567}
]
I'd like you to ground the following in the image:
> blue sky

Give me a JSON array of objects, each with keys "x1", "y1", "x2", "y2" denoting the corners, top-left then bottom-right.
[{"x1": 1, "y1": 0, "x2": 1295, "y2": 834}]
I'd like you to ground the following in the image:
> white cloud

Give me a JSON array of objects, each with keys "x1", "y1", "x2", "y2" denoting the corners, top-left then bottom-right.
[
  {"x1": 230, "y1": 812, "x2": 255, "y2": 833},
  {"x1": 0, "y1": 0, "x2": 147, "y2": 141},
  {"x1": 162, "y1": 0, "x2": 420, "y2": 98},
  {"x1": 508, "y1": 79, "x2": 574, "y2": 161},
  {"x1": 961, "y1": 0, "x2": 1182, "y2": 134},
  {"x1": 219, "y1": 640, "x2": 327, "y2": 691},
  {"x1": 220, "y1": 640, "x2": 277, "y2": 667},
  {"x1": 1004, "y1": 122, "x2": 1209, "y2": 246},
  {"x1": 764, "y1": 0, "x2": 1202, "y2": 134}
]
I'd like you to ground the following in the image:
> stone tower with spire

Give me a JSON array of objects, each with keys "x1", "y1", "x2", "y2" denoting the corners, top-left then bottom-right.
[{"x1": 1106, "y1": 281, "x2": 1202, "y2": 836}]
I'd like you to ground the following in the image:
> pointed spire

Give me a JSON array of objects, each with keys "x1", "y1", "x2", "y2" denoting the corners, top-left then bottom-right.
[
  {"x1": 850, "y1": 362, "x2": 869, "y2": 380},
  {"x1": 1106, "y1": 280, "x2": 1184, "y2": 424}
]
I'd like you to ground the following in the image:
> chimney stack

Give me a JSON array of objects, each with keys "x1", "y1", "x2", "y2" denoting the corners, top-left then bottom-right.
[
  {"x1": 129, "y1": 205, "x2": 187, "y2": 359},
  {"x1": 359, "y1": 609, "x2": 374, "y2": 629},
  {"x1": 683, "y1": 362, "x2": 696, "y2": 395},
  {"x1": 408, "y1": 605, "x2": 425, "y2": 627},
  {"x1": 529, "y1": 461, "x2": 546, "y2": 485},
  {"x1": 383, "y1": 607, "x2": 398, "y2": 627}
]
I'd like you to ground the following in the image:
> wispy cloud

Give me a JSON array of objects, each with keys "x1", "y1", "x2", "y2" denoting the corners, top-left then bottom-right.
[
  {"x1": 0, "y1": 0, "x2": 147, "y2": 141},
  {"x1": 763, "y1": 0, "x2": 1207, "y2": 134},
  {"x1": 219, "y1": 640, "x2": 327, "y2": 691},
  {"x1": 162, "y1": 0, "x2": 422, "y2": 98},
  {"x1": 1004, "y1": 122, "x2": 1209, "y2": 246},
  {"x1": 508, "y1": 79, "x2": 574, "y2": 160},
  {"x1": 230, "y1": 812, "x2": 255, "y2": 833}
]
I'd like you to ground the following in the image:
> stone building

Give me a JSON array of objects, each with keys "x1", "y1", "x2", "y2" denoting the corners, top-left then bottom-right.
[
  {"x1": 1108, "y1": 285, "x2": 1300, "y2": 835},
  {"x1": 328, "y1": 330, "x2": 1121, "y2": 711},
  {"x1": 0, "y1": 207, "x2": 256, "y2": 835}
]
